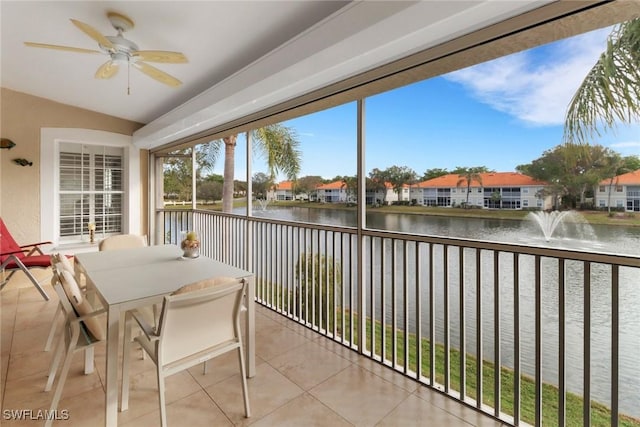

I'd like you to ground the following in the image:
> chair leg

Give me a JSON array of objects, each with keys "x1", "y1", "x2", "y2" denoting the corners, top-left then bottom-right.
[
  {"x1": 14, "y1": 257, "x2": 50, "y2": 300},
  {"x1": 120, "y1": 313, "x2": 133, "y2": 412},
  {"x1": 237, "y1": 346, "x2": 251, "y2": 418},
  {"x1": 44, "y1": 303, "x2": 63, "y2": 351},
  {"x1": 44, "y1": 345, "x2": 75, "y2": 427},
  {"x1": 157, "y1": 370, "x2": 168, "y2": 427},
  {"x1": 44, "y1": 337, "x2": 65, "y2": 392}
]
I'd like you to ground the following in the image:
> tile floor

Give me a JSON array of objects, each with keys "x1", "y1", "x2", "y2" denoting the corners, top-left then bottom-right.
[{"x1": 1, "y1": 269, "x2": 507, "y2": 426}]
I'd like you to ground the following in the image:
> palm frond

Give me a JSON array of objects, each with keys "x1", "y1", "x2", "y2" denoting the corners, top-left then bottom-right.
[
  {"x1": 253, "y1": 124, "x2": 302, "y2": 180},
  {"x1": 564, "y1": 18, "x2": 640, "y2": 144}
]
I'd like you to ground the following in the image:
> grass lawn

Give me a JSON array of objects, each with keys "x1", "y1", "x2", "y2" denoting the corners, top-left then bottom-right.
[{"x1": 331, "y1": 311, "x2": 640, "y2": 427}]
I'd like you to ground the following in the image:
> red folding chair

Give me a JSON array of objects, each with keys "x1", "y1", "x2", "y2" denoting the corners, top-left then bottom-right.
[{"x1": 1, "y1": 218, "x2": 54, "y2": 300}]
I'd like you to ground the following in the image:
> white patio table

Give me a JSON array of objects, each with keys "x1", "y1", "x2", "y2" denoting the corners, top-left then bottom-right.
[{"x1": 74, "y1": 244, "x2": 255, "y2": 427}]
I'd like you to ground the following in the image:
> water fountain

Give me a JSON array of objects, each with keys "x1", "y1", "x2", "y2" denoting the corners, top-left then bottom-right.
[
  {"x1": 256, "y1": 199, "x2": 270, "y2": 211},
  {"x1": 527, "y1": 210, "x2": 572, "y2": 241},
  {"x1": 526, "y1": 210, "x2": 597, "y2": 244}
]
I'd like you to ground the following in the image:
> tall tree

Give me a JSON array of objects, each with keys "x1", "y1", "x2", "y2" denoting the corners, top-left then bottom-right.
[
  {"x1": 422, "y1": 168, "x2": 449, "y2": 181},
  {"x1": 368, "y1": 168, "x2": 390, "y2": 205},
  {"x1": 252, "y1": 172, "x2": 272, "y2": 200},
  {"x1": 517, "y1": 143, "x2": 623, "y2": 209},
  {"x1": 207, "y1": 124, "x2": 302, "y2": 213},
  {"x1": 455, "y1": 166, "x2": 484, "y2": 207},
  {"x1": 295, "y1": 175, "x2": 324, "y2": 201},
  {"x1": 564, "y1": 18, "x2": 640, "y2": 143},
  {"x1": 622, "y1": 155, "x2": 640, "y2": 172},
  {"x1": 163, "y1": 146, "x2": 213, "y2": 201},
  {"x1": 383, "y1": 166, "x2": 417, "y2": 202},
  {"x1": 340, "y1": 175, "x2": 358, "y2": 203}
]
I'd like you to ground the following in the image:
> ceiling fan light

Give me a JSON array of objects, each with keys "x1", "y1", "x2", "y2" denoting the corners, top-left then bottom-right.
[{"x1": 111, "y1": 52, "x2": 129, "y2": 64}]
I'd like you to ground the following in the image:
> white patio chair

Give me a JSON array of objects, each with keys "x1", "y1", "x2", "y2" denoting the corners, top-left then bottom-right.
[
  {"x1": 44, "y1": 266, "x2": 105, "y2": 427},
  {"x1": 98, "y1": 234, "x2": 147, "y2": 251},
  {"x1": 120, "y1": 277, "x2": 251, "y2": 426},
  {"x1": 98, "y1": 233, "x2": 156, "y2": 320},
  {"x1": 44, "y1": 253, "x2": 81, "y2": 352}
]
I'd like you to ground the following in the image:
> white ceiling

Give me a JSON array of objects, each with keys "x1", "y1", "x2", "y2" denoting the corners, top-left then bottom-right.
[{"x1": 1, "y1": 1, "x2": 553, "y2": 149}]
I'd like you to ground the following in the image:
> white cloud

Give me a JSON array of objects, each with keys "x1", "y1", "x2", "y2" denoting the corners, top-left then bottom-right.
[
  {"x1": 609, "y1": 140, "x2": 640, "y2": 155},
  {"x1": 444, "y1": 27, "x2": 612, "y2": 126}
]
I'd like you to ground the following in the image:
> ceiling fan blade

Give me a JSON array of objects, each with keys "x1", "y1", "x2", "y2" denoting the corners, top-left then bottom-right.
[
  {"x1": 133, "y1": 50, "x2": 188, "y2": 63},
  {"x1": 24, "y1": 42, "x2": 101, "y2": 55},
  {"x1": 134, "y1": 62, "x2": 182, "y2": 87},
  {"x1": 70, "y1": 19, "x2": 114, "y2": 50},
  {"x1": 95, "y1": 60, "x2": 119, "y2": 79}
]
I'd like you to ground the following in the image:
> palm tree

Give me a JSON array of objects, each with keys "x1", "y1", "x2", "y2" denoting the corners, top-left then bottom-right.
[
  {"x1": 207, "y1": 124, "x2": 302, "y2": 213},
  {"x1": 456, "y1": 167, "x2": 483, "y2": 208},
  {"x1": 564, "y1": 18, "x2": 640, "y2": 144}
]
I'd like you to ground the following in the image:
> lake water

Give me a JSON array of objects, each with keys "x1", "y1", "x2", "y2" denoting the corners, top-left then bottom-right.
[{"x1": 251, "y1": 206, "x2": 640, "y2": 417}]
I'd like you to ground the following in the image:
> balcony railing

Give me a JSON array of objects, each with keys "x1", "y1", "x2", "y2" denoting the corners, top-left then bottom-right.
[{"x1": 158, "y1": 208, "x2": 640, "y2": 427}]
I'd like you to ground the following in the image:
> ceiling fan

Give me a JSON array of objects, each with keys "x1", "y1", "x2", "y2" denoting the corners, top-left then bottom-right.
[{"x1": 24, "y1": 11, "x2": 187, "y2": 89}]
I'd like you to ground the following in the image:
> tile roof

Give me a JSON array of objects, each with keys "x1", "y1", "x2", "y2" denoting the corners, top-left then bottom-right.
[
  {"x1": 317, "y1": 180, "x2": 344, "y2": 190},
  {"x1": 415, "y1": 172, "x2": 547, "y2": 188},
  {"x1": 599, "y1": 169, "x2": 640, "y2": 185},
  {"x1": 273, "y1": 180, "x2": 293, "y2": 190}
]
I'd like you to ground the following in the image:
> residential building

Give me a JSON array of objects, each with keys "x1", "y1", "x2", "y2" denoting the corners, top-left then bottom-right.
[
  {"x1": 595, "y1": 169, "x2": 640, "y2": 212},
  {"x1": 267, "y1": 180, "x2": 294, "y2": 201},
  {"x1": 316, "y1": 180, "x2": 347, "y2": 203},
  {"x1": 411, "y1": 172, "x2": 552, "y2": 210},
  {"x1": 366, "y1": 182, "x2": 410, "y2": 205}
]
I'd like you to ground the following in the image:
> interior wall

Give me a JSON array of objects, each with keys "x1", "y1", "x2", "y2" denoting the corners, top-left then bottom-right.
[{"x1": 0, "y1": 88, "x2": 145, "y2": 244}]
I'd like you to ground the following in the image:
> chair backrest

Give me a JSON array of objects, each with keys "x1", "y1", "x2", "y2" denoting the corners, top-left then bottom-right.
[
  {"x1": 99, "y1": 234, "x2": 147, "y2": 251},
  {"x1": 0, "y1": 218, "x2": 24, "y2": 262},
  {"x1": 51, "y1": 260, "x2": 105, "y2": 341},
  {"x1": 50, "y1": 267, "x2": 92, "y2": 347},
  {"x1": 156, "y1": 278, "x2": 246, "y2": 366}
]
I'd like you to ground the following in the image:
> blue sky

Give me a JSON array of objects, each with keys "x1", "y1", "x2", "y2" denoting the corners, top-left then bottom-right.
[{"x1": 214, "y1": 25, "x2": 640, "y2": 182}]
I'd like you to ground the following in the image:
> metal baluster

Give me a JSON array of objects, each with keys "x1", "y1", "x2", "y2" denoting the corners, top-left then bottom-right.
[
  {"x1": 404, "y1": 240, "x2": 409, "y2": 374},
  {"x1": 444, "y1": 245, "x2": 449, "y2": 392},
  {"x1": 392, "y1": 239, "x2": 398, "y2": 368},
  {"x1": 459, "y1": 246, "x2": 466, "y2": 401},
  {"x1": 559, "y1": 258, "x2": 566, "y2": 427},
  {"x1": 379, "y1": 237, "x2": 384, "y2": 361},
  {"x1": 584, "y1": 261, "x2": 591, "y2": 427},
  {"x1": 535, "y1": 255, "x2": 542, "y2": 427},
  {"x1": 476, "y1": 248, "x2": 483, "y2": 408},
  {"x1": 611, "y1": 264, "x2": 619, "y2": 427},
  {"x1": 416, "y1": 242, "x2": 422, "y2": 380},
  {"x1": 494, "y1": 250, "x2": 500, "y2": 417},
  {"x1": 430, "y1": 243, "x2": 436, "y2": 385},
  {"x1": 514, "y1": 253, "x2": 520, "y2": 425}
]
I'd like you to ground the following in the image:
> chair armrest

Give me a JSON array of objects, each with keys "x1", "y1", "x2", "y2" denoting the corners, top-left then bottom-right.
[
  {"x1": 19, "y1": 241, "x2": 52, "y2": 248},
  {"x1": 21, "y1": 242, "x2": 51, "y2": 256},
  {"x1": 129, "y1": 309, "x2": 159, "y2": 341}
]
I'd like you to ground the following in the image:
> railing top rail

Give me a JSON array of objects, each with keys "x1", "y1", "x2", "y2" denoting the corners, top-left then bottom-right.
[{"x1": 362, "y1": 228, "x2": 640, "y2": 268}]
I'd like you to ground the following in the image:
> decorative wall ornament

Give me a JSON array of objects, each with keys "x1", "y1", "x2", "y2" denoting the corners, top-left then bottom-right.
[
  {"x1": 1, "y1": 138, "x2": 16, "y2": 149},
  {"x1": 12, "y1": 158, "x2": 33, "y2": 167}
]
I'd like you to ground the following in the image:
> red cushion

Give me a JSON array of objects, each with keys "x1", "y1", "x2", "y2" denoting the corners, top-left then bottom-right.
[
  {"x1": 3, "y1": 254, "x2": 52, "y2": 270},
  {"x1": 0, "y1": 218, "x2": 23, "y2": 261}
]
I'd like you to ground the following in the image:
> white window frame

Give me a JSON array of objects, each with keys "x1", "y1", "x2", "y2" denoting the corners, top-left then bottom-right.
[{"x1": 41, "y1": 128, "x2": 141, "y2": 248}]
